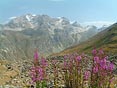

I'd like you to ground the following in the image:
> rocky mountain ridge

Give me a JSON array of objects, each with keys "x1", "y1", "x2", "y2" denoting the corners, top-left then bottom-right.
[
  {"x1": 0, "y1": 14, "x2": 105, "y2": 60},
  {"x1": 51, "y1": 23, "x2": 117, "y2": 57}
]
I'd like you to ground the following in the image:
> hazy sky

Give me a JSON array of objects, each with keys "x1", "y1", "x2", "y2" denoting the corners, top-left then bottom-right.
[{"x1": 0, "y1": 0, "x2": 116, "y2": 26}]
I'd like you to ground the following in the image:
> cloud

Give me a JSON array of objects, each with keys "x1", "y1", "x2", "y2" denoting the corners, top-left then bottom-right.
[
  {"x1": 81, "y1": 21, "x2": 115, "y2": 28},
  {"x1": 9, "y1": 16, "x2": 17, "y2": 20}
]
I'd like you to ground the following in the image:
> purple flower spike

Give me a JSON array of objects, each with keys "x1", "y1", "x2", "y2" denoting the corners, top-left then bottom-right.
[
  {"x1": 109, "y1": 62, "x2": 114, "y2": 71},
  {"x1": 84, "y1": 71, "x2": 90, "y2": 80},
  {"x1": 99, "y1": 59, "x2": 107, "y2": 69},
  {"x1": 76, "y1": 56, "x2": 82, "y2": 61},
  {"x1": 34, "y1": 50, "x2": 39, "y2": 61},
  {"x1": 94, "y1": 56, "x2": 99, "y2": 63},
  {"x1": 93, "y1": 66, "x2": 98, "y2": 73},
  {"x1": 40, "y1": 57, "x2": 48, "y2": 67},
  {"x1": 92, "y1": 49, "x2": 97, "y2": 55}
]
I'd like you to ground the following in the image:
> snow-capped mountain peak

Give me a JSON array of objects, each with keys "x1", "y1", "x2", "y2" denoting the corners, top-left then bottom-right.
[
  {"x1": 25, "y1": 14, "x2": 37, "y2": 22},
  {"x1": 0, "y1": 14, "x2": 102, "y2": 59},
  {"x1": 26, "y1": 15, "x2": 31, "y2": 21}
]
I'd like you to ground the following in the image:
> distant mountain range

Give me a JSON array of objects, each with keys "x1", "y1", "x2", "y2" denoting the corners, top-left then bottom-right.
[
  {"x1": 0, "y1": 14, "x2": 108, "y2": 60},
  {"x1": 51, "y1": 23, "x2": 117, "y2": 57}
]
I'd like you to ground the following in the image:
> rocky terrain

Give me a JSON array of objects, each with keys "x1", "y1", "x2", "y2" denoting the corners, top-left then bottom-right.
[
  {"x1": 50, "y1": 23, "x2": 117, "y2": 58},
  {"x1": 0, "y1": 14, "x2": 103, "y2": 61},
  {"x1": 0, "y1": 14, "x2": 114, "y2": 87},
  {"x1": 0, "y1": 60, "x2": 32, "y2": 87}
]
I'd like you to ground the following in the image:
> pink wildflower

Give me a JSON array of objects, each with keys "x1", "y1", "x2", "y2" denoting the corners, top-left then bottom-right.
[
  {"x1": 30, "y1": 66, "x2": 44, "y2": 82},
  {"x1": 94, "y1": 56, "x2": 99, "y2": 63},
  {"x1": 93, "y1": 66, "x2": 98, "y2": 73},
  {"x1": 40, "y1": 57, "x2": 48, "y2": 67},
  {"x1": 76, "y1": 56, "x2": 82, "y2": 61},
  {"x1": 99, "y1": 58, "x2": 107, "y2": 69},
  {"x1": 34, "y1": 50, "x2": 39, "y2": 61},
  {"x1": 92, "y1": 49, "x2": 97, "y2": 55},
  {"x1": 108, "y1": 62, "x2": 114, "y2": 71},
  {"x1": 84, "y1": 71, "x2": 90, "y2": 80}
]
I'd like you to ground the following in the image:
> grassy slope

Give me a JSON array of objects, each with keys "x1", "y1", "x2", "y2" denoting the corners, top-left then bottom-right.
[{"x1": 51, "y1": 23, "x2": 117, "y2": 57}]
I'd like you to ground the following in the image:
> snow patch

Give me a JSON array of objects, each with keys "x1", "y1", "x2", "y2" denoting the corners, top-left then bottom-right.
[
  {"x1": 81, "y1": 21, "x2": 115, "y2": 28},
  {"x1": 32, "y1": 14, "x2": 36, "y2": 16},
  {"x1": 26, "y1": 15, "x2": 31, "y2": 21},
  {"x1": 70, "y1": 27, "x2": 85, "y2": 35}
]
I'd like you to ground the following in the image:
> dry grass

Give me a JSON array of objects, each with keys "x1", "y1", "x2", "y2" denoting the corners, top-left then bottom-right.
[{"x1": 0, "y1": 60, "x2": 19, "y2": 85}]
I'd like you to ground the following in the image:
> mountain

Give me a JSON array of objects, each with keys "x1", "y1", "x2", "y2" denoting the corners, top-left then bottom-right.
[
  {"x1": 0, "y1": 14, "x2": 99, "y2": 60},
  {"x1": 98, "y1": 25, "x2": 108, "y2": 32},
  {"x1": 51, "y1": 23, "x2": 117, "y2": 57}
]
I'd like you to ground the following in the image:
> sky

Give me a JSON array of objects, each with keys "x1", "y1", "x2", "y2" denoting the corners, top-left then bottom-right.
[{"x1": 0, "y1": 0, "x2": 117, "y2": 27}]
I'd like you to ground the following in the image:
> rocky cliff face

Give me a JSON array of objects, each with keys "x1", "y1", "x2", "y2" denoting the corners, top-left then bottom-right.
[
  {"x1": 0, "y1": 14, "x2": 98, "y2": 60},
  {"x1": 52, "y1": 23, "x2": 117, "y2": 57}
]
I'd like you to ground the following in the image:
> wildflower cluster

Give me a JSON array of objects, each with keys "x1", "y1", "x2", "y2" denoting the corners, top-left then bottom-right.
[
  {"x1": 30, "y1": 50, "x2": 48, "y2": 88},
  {"x1": 62, "y1": 53, "x2": 91, "y2": 88},
  {"x1": 30, "y1": 49, "x2": 115, "y2": 88},
  {"x1": 91, "y1": 49, "x2": 114, "y2": 88}
]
